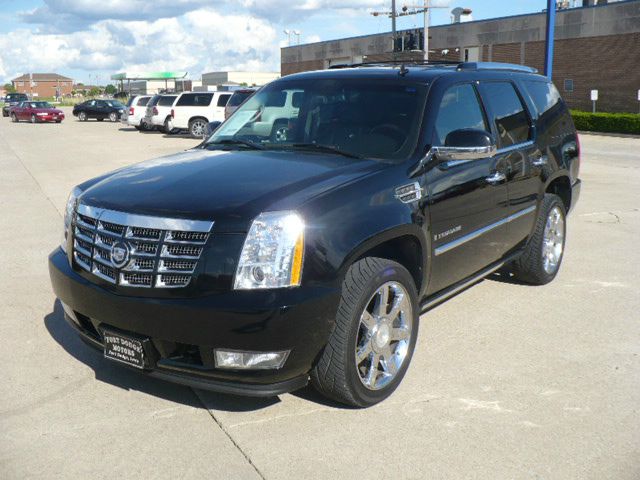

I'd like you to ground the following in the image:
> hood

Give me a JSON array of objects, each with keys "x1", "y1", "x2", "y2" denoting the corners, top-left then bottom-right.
[{"x1": 80, "y1": 148, "x2": 384, "y2": 232}]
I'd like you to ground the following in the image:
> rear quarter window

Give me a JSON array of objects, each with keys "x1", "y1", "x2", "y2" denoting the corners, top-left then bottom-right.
[
  {"x1": 227, "y1": 92, "x2": 252, "y2": 107},
  {"x1": 217, "y1": 94, "x2": 231, "y2": 107},
  {"x1": 158, "y1": 96, "x2": 177, "y2": 106},
  {"x1": 522, "y1": 80, "x2": 562, "y2": 117},
  {"x1": 176, "y1": 93, "x2": 213, "y2": 107}
]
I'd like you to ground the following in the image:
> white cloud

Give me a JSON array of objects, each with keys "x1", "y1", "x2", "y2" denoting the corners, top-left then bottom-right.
[{"x1": 3, "y1": 0, "x2": 387, "y2": 83}]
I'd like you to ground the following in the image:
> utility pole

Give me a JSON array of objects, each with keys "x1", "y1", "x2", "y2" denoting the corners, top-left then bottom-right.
[
  {"x1": 544, "y1": 0, "x2": 556, "y2": 78},
  {"x1": 373, "y1": 2, "x2": 448, "y2": 61}
]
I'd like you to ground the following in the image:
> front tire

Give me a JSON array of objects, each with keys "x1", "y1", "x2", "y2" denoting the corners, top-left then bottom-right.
[
  {"x1": 78, "y1": 112, "x2": 87, "y2": 122},
  {"x1": 31, "y1": 114, "x2": 37, "y2": 124},
  {"x1": 311, "y1": 257, "x2": 419, "y2": 407},
  {"x1": 109, "y1": 112, "x2": 117, "y2": 122},
  {"x1": 512, "y1": 194, "x2": 566, "y2": 285},
  {"x1": 11, "y1": 113, "x2": 17, "y2": 123}
]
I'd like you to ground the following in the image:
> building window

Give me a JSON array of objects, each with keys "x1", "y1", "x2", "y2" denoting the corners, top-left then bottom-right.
[{"x1": 564, "y1": 79, "x2": 574, "y2": 93}]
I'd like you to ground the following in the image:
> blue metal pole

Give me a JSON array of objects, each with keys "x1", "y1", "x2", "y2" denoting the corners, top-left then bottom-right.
[{"x1": 544, "y1": 0, "x2": 556, "y2": 78}]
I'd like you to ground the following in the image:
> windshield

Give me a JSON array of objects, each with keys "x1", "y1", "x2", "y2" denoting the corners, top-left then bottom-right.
[
  {"x1": 8, "y1": 94, "x2": 28, "y2": 102},
  {"x1": 28, "y1": 102, "x2": 53, "y2": 108},
  {"x1": 207, "y1": 79, "x2": 427, "y2": 161}
]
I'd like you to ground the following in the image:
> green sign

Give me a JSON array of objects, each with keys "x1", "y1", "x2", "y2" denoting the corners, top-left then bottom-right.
[{"x1": 110, "y1": 72, "x2": 188, "y2": 80}]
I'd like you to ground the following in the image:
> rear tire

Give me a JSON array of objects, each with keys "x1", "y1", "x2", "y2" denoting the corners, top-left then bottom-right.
[
  {"x1": 189, "y1": 118, "x2": 208, "y2": 138},
  {"x1": 311, "y1": 257, "x2": 419, "y2": 407},
  {"x1": 512, "y1": 194, "x2": 566, "y2": 285},
  {"x1": 164, "y1": 117, "x2": 176, "y2": 134}
]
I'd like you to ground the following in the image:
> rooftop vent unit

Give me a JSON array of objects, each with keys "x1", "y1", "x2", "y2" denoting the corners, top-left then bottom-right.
[{"x1": 451, "y1": 7, "x2": 472, "y2": 24}]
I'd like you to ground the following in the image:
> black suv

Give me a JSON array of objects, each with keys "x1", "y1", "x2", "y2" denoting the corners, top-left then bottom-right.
[
  {"x1": 49, "y1": 62, "x2": 581, "y2": 407},
  {"x1": 3, "y1": 92, "x2": 29, "y2": 117}
]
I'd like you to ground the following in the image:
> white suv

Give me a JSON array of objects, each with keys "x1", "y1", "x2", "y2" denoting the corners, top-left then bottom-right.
[
  {"x1": 169, "y1": 91, "x2": 232, "y2": 137},
  {"x1": 123, "y1": 95, "x2": 152, "y2": 130},
  {"x1": 143, "y1": 94, "x2": 178, "y2": 133}
]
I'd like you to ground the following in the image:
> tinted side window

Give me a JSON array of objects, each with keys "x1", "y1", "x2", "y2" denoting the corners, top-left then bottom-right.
[
  {"x1": 176, "y1": 93, "x2": 213, "y2": 107},
  {"x1": 158, "y1": 96, "x2": 176, "y2": 106},
  {"x1": 217, "y1": 94, "x2": 231, "y2": 107},
  {"x1": 434, "y1": 83, "x2": 488, "y2": 146},
  {"x1": 137, "y1": 97, "x2": 150, "y2": 107},
  {"x1": 481, "y1": 82, "x2": 530, "y2": 148},
  {"x1": 523, "y1": 80, "x2": 561, "y2": 117},
  {"x1": 265, "y1": 91, "x2": 286, "y2": 107}
]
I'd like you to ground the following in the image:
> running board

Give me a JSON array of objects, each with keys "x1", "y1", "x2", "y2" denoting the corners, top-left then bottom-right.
[{"x1": 420, "y1": 252, "x2": 521, "y2": 313}]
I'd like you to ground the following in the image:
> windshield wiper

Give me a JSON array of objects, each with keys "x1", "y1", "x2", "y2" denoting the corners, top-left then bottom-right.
[
  {"x1": 290, "y1": 143, "x2": 363, "y2": 159},
  {"x1": 206, "y1": 139, "x2": 265, "y2": 150}
]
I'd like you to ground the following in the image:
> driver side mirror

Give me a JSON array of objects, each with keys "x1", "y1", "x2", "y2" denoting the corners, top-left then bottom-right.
[
  {"x1": 433, "y1": 129, "x2": 497, "y2": 163},
  {"x1": 205, "y1": 121, "x2": 222, "y2": 136}
]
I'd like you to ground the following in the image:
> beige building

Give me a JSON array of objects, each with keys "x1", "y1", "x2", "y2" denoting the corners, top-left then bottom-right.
[{"x1": 201, "y1": 71, "x2": 280, "y2": 87}]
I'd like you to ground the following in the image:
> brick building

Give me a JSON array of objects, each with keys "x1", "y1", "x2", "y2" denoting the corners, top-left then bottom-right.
[
  {"x1": 11, "y1": 73, "x2": 74, "y2": 98},
  {"x1": 281, "y1": 0, "x2": 640, "y2": 113}
]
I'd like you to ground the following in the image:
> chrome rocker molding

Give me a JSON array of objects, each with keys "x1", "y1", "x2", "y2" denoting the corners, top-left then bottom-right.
[
  {"x1": 434, "y1": 205, "x2": 536, "y2": 256},
  {"x1": 420, "y1": 251, "x2": 521, "y2": 312}
]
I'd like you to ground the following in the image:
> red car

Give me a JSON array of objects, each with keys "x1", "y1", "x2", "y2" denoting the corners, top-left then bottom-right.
[{"x1": 9, "y1": 101, "x2": 65, "y2": 123}]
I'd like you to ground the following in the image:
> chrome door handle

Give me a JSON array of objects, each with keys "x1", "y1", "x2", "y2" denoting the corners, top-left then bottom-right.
[
  {"x1": 486, "y1": 172, "x2": 506, "y2": 184},
  {"x1": 532, "y1": 155, "x2": 548, "y2": 167}
]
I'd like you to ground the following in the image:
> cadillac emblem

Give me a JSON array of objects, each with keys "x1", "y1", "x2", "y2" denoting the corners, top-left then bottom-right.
[{"x1": 110, "y1": 241, "x2": 131, "y2": 269}]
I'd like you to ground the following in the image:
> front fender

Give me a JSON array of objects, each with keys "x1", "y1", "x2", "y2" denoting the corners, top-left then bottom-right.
[{"x1": 300, "y1": 167, "x2": 430, "y2": 293}]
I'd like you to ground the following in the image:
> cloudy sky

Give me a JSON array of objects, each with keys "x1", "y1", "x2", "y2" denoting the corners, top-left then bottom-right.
[{"x1": 0, "y1": 0, "x2": 545, "y2": 84}]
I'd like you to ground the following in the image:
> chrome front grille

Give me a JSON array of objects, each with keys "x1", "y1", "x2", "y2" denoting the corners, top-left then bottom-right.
[{"x1": 72, "y1": 204, "x2": 213, "y2": 288}]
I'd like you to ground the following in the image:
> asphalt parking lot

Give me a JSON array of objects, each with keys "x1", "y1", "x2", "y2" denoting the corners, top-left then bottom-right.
[{"x1": 1, "y1": 108, "x2": 638, "y2": 479}]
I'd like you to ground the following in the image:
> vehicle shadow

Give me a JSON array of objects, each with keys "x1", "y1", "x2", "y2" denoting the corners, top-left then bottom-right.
[
  {"x1": 44, "y1": 300, "x2": 282, "y2": 412},
  {"x1": 118, "y1": 127, "x2": 138, "y2": 132},
  {"x1": 486, "y1": 266, "x2": 532, "y2": 285}
]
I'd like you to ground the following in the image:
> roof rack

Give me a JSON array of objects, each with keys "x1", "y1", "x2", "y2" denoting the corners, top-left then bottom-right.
[
  {"x1": 456, "y1": 62, "x2": 538, "y2": 74},
  {"x1": 328, "y1": 59, "x2": 461, "y2": 69},
  {"x1": 328, "y1": 60, "x2": 538, "y2": 74}
]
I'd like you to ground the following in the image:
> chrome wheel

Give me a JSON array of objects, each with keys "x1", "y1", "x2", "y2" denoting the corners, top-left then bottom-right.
[
  {"x1": 109, "y1": 112, "x2": 117, "y2": 122},
  {"x1": 190, "y1": 119, "x2": 206, "y2": 137},
  {"x1": 355, "y1": 281, "x2": 413, "y2": 391},
  {"x1": 542, "y1": 205, "x2": 564, "y2": 274},
  {"x1": 79, "y1": 112, "x2": 86, "y2": 121}
]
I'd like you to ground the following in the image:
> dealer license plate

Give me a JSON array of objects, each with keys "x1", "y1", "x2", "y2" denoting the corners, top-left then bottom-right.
[{"x1": 103, "y1": 329, "x2": 145, "y2": 369}]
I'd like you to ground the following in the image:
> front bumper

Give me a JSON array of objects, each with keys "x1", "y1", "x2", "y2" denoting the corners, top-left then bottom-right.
[
  {"x1": 48, "y1": 248, "x2": 339, "y2": 396},
  {"x1": 36, "y1": 114, "x2": 64, "y2": 122}
]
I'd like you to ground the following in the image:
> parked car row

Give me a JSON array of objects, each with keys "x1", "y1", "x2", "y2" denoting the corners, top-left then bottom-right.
[
  {"x1": 3, "y1": 88, "x2": 258, "y2": 136},
  {"x1": 120, "y1": 89, "x2": 257, "y2": 138}
]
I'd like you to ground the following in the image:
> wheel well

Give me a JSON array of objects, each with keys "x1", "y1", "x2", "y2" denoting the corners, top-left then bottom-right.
[
  {"x1": 189, "y1": 116, "x2": 208, "y2": 126},
  {"x1": 355, "y1": 235, "x2": 423, "y2": 292},
  {"x1": 546, "y1": 176, "x2": 571, "y2": 212}
]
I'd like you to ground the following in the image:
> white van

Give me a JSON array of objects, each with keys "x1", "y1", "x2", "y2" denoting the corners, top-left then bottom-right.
[{"x1": 168, "y1": 91, "x2": 232, "y2": 137}]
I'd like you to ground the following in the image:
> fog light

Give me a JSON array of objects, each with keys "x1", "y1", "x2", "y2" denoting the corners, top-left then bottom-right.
[{"x1": 214, "y1": 349, "x2": 290, "y2": 370}]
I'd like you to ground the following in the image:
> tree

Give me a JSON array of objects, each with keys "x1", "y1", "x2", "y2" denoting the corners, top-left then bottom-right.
[
  {"x1": 88, "y1": 86, "x2": 102, "y2": 97},
  {"x1": 3, "y1": 83, "x2": 16, "y2": 93},
  {"x1": 104, "y1": 84, "x2": 117, "y2": 95}
]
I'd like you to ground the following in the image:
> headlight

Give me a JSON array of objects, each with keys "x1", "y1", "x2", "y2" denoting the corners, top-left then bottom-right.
[
  {"x1": 61, "y1": 186, "x2": 82, "y2": 253},
  {"x1": 234, "y1": 211, "x2": 304, "y2": 289}
]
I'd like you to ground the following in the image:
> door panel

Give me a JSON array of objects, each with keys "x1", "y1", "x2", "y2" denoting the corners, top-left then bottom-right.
[{"x1": 425, "y1": 157, "x2": 508, "y2": 294}]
